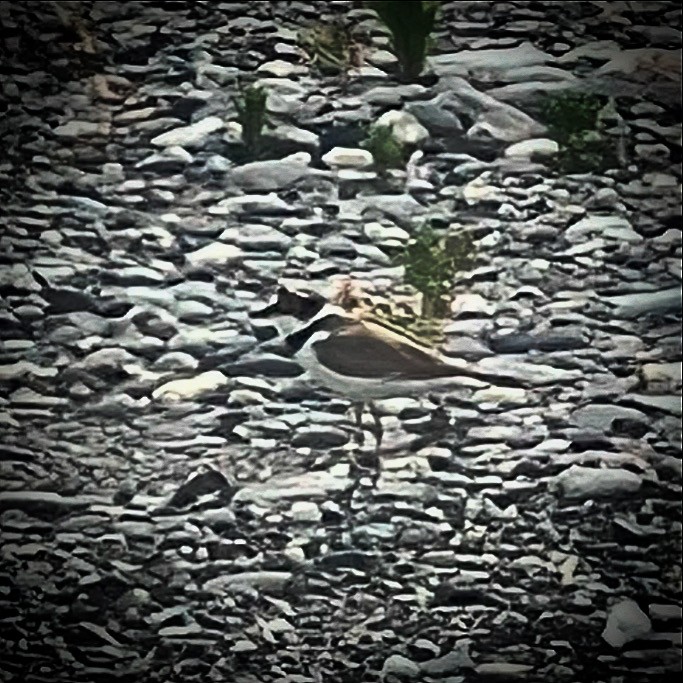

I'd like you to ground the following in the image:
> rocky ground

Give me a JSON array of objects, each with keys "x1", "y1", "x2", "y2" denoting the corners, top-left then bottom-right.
[{"x1": 0, "y1": 1, "x2": 681, "y2": 682}]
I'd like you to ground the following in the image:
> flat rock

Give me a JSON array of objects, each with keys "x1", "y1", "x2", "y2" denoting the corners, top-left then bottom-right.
[
  {"x1": 151, "y1": 116, "x2": 224, "y2": 147},
  {"x1": 504, "y1": 138, "x2": 559, "y2": 158},
  {"x1": 428, "y1": 42, "x2": 555, "y2": 77},
  {"x1": 472, "y1": 356, "x2": 582, "y2": 386},
  {"x1": 186, "y1": 242, "x2": 243, "y2": 266},
  {"x1": 605, "y1": 288, "x2": 682, "y2": 319},
  {"x1": 554, "y1": 465, "x2": 642, "y2": 500},
  {"x1": 565, "y1": 215, "x2": 642, "y2": 243},
  {"x1": 228, "y1": 153, "x2": 311, "y2": 191},
  {"x1": 571, "y1": 403, "x2": 649, "y2": 430},
  {"x1": 152, "y1": 370, "x2": 229, "y2": 400}
]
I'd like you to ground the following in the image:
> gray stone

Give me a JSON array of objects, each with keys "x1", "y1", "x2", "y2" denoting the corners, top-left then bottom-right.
[
  {"x1": 229, "y1": 153, "x2": 311, "y2": 191},
  {"x1": 472, "y1": 356, "x2": 582, "y2": 386},
  {"x1": 209, "y1": 193, "x2": 294, "y2": 216},
  {"x1": 358, "y1": 194, "x2": 427, "y2": 222},
  {"x1": 364, "y1": 84, "x2": 427, "y2": 106},
  {"x1": 220, "y1": 224, "x2": 292, "y2": 251},
  {"x1": 204, "y1": 571, "x2": 292, "y2": 593},
  {"x1": 53, "y1": 120, "x2": 104, "y2": 137},
  {"x1": 382, "y1": 654, "x2": 420, "y2": 679},
  {"x1": 605, "y1": 288, "x2": 682, "y2": 319},
  {"x1": 554, "y1": 465, "x2": 642, "y2": 500},
  {"x1": 428, "y1": 42, "x2": 554, "y2": 77},
  {"x1": 475, "y1": 663, "x2": 534, "y2": 677},
  {"x1": 270, "y1": 124, "x2": 320, "y2": 150},
  {"x1": 429, "y1": 77, "x2": 546, "y2": 143},
  {"x1": 602, "y1": 599, "x2": 652, "y2": 647},
  {"x1": 420, "y1": 642, "x2": 473, "y2": 674},
  {"x1": 565, "y1": 215, "x2": 642, "y2": 243},
  {"x1": 571, "y1": 403, "x2": 649, "y2": 430},
  {"x1": 649, "y1": 604, "x2": 683, "y2": 621},
  {"x1": 407, "y1": 94, "x2": 464, "y2": 135},
  {"x1": 624, "y1": 394, "x2": 682, "y2": 416},
  {"x1": 487, "y1": 80, "x2": 575, "y2": 103}
]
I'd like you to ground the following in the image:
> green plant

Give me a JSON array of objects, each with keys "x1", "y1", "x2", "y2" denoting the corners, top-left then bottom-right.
[
  {"x1": 363, "y1": 125, "x2": 404, "y2": 173},
  {"x1": 235, "y1": 84, "x2": 267, "y2": 159},
  {"x1": 538, "y1": 91, "x2": 619, "y2": 174},
  {"x1": 394, "y1": 225, "x2": 475, "y2": 319},
  {"x1": 366, "y1": 1, "x2": 439, "y2": 82}
]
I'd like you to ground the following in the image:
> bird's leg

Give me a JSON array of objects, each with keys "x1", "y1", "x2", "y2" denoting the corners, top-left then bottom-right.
[
  {"x1": 352, "y1": 402, "x2": 365, "y2": 446},
  {"x1": 368, "y1": 401, "x2": 383, "y2": 452}
]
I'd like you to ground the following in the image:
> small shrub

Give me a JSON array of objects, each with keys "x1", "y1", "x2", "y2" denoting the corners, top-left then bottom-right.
[
  {"x1": 363, "y1": 125, "x2": 404, "y2": 173},
  {"x1": 366, "y1": 1, "x2": 439, "y2": 82},
  {"x1": 538, "y1": 91, "x2": 619, "y2": 174},
  {"x1": 235, "y1": 84, "x2": 267, "y2": 159},
  {"x1": 394, "y1": 225, "x2": 475, "y2": 319}
]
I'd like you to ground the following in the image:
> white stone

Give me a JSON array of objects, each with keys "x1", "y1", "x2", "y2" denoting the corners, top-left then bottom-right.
[
  {"x1": 186, "y1": 242, "x2": 242, "y2": 266},
  {"x1": 152, "y1": 371, "x2": 229, "y2": 400},
  {"x1": 376, "y1": 110, "x2": 429, "y2": 145},
  {"x1": 289, "y1": 501, "x2": 322, "y2": 522},
  {"x1": 256, "y1": 59, "x2": 308, "y2": 77},
  {"x1": 450, "y1": 293, "x2": 494, "y2": 316},
  {"x1": 322, "y1": 147, "x2": 373, "y2": 169},
  {"x1": 271, "y1": 124, "x2": 320, "y2": 149},
  {"x1": 151, "y1": 116, "x2": 224, "y2": 148},
  {"x1": 504, "y1": 138, "x2": 559, "y2": 158},
  {"x1": 602, "y1": 599, "x2": 652, "y2": 648}
]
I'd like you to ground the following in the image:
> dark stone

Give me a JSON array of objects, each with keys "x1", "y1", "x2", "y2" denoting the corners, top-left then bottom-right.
[
  {"x1": 223, "y1": 356, "x2": 303, "y2": 378},
  {"x1": 318, "y1": 550, "x2": 377, "y2": 572},
  {"x1": 489, "y1": 333, "x2": 536, "y2": 353},
  {"x1": 431, "y1": 584, "x2": 508, "y2": 608},
  {"x1": 167, "y1": 469, "x2": 237, "y2": 509}
]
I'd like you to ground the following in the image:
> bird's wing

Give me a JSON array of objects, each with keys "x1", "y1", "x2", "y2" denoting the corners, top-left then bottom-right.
[{"x1": 311, "y1": 320, "x2": 457, "y2": 379}]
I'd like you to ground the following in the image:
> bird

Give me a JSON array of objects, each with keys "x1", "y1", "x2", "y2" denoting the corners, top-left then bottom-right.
[{"x1": 249, "y1": 285, "x2": 505, "y2": 452}]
